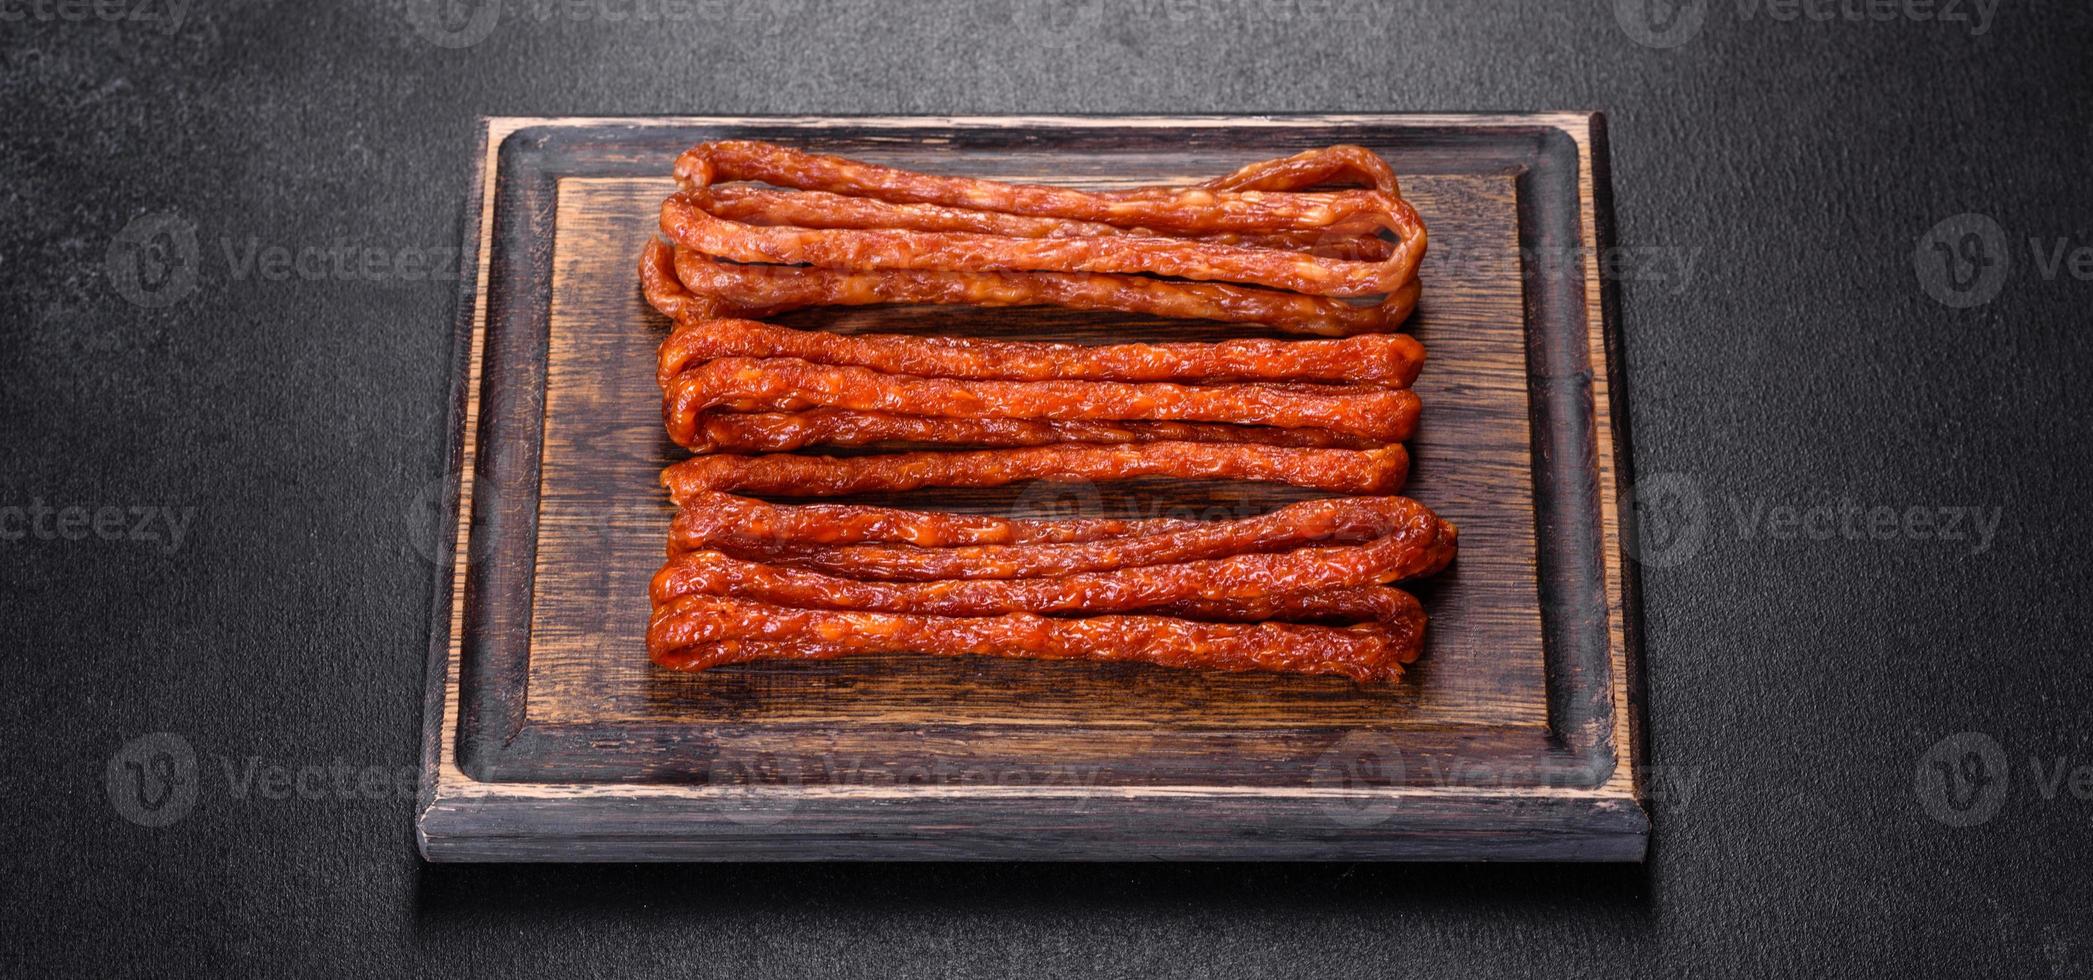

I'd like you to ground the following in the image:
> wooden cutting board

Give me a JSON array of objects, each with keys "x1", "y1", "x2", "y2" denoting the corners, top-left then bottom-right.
[{"x1": 415, "y1": 114, "x2": 1649, "y2": 861}]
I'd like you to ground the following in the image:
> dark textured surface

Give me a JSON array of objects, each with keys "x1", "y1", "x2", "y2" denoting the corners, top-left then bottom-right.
[{"x1": 3, "y1": 1, "x2": 2090, "y2": 976}]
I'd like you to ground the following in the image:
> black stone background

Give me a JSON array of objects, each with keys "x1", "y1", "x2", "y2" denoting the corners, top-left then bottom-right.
[{"x1": 3, "y1": 1, "x2": 2090, "y2": 976}]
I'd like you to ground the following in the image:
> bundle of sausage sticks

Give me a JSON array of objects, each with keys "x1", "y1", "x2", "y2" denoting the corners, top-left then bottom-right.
[{"x1": 640, "y1": 140, "x2": 1454, "y2": 684}]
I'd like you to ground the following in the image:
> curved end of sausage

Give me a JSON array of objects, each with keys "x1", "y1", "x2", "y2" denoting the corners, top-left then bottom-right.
[
  {"x1": 659, "y1": 457, "x2": 709, "y2": 508},
  {"x1": 671, "y1": 145, "x2": 717, "y2": 193},
  {"x1": 644, "y1": 594, "x2": 694, "y2": 670},
  {"x1": 658, "y1": 193, "x2": 704, "y2": 249},
  {"x1": 650, "y1": 550, "x2": 734, "y2": 607},
  {"x1": 647, "y1": 558, "x2": 681, "y2": 607},
  {"x1": 655, "y1": 324, "x2": 700, "y2": 389},
  {"x1": 1390, "y1": 331, "x2": 1427, "y2": 387},
  {"x1": 1386, "y1": 389, "x2": 1424, "y2": 443},
  {"x1": 658, "y1": 377, "x2": 725, "y2": 456},
  {"x1": 1379, "y1": 277, "x2": 1422, "y2": 331},
  {"x1": 1389, "y1": 202, "x2": 1428, "y2": 283},
  {"x1": 1369, "y1": 445, "x2": 1411, "y2": 494},
  {"x1": 1416, "y1": 518, "x2": 1459, "y2": 580},
  {"x1": 639, "y1": 238, "x2": 694, "y2": 325}
]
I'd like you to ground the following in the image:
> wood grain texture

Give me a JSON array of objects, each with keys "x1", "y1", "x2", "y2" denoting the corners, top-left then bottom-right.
[
  {"x1": 416, "y1": 115, "x2": 1647, "y2": 862},
  {"x1": 530, "y1": 175, "x2": 1538, "y2": 730}
]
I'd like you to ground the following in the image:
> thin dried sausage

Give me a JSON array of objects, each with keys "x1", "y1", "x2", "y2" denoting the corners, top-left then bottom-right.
[
  {"x1": 663, "y1": 193, "x2": 1420, "y2": 297},
  {"x1": 662, "y1": 357, "x2": 1420, "y2": 448},
  {"x1": 665, "y1": 488, "x2": 1207, "y2": 548},
  {"x1": 650, "y1": 291, "x2": 1425, "y2": 387},
  {"x1": 670, "y1": 494, "x2": 1445, "y2": 581},
  {"x1": 672, "y1": 141, "x2": 1425, "y2": 240},
  {"x1": 661, "y1": 443, "x2": 1409, "y2": 499},
  {"x1": 654, "y1": 243, "x2": 1417, "y2": 336},
  {"x1": 683, "y1": 410, "x2": 1375, "y2": 454},
  {"x1": 651, "y1": 520, "x2": 1454, "y2": 611},
  {"x1": 648, "y1": 593, "x2": 1414, "y2": 683},
  {"x1": 693, "y1": 184, "x2": 1395, "y2": 259}
]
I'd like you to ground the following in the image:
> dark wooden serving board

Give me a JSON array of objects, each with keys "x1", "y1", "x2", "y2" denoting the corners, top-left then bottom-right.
[{"x1": 415, "y1": 114, "x2": 1648, "y2": 861}]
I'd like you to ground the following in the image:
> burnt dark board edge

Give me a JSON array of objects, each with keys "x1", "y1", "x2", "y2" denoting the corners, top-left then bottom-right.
[
  {"x1": 415, "y1": 120, "x2": 493, "y2": 851},
  {"x1": 489, "y1": 721, "x2": 1571, "y2": 786},
  {"x1": 455, "y1": 129, "x2": 562, "y2": 780},
  {"x1": 419, "y1": 790, "x2": 1650, "y2": 863},
  {"x1": 1584, "y1": 112, "x2": 1654, "y2": 814},
  {"x1": 1514, "y1": 127, "x2": 1617, "y2": 776}
]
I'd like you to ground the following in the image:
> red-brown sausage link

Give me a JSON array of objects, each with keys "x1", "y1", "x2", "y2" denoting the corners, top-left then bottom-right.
[
  {"x1": 693, "y1": 184, "x2": 1396, "y2": 260},
  {"x1": 662, "y1": 357, "x2": 1420, "y2": 449},
  {"x1": 661, "y1": 443, "x2": 1409, "y2": 499},
  {"x1": 653, "y1": 549, "x2": 1442, "y2": 616},
  {"x1": 649, "y1": 553, "x2": 1429, "y2": 662},
  {"x1": 666, "y1": 488, "x2": 1207, "y2": 548},
  {"x1": 647, "y1": 593, "x2": 1413, "y2": 683},
  {"x1": 672, "y1": 140, "x2": 1425, "y2": 238},
  {"x1": 650, "y1": 302, "x2": 1425, "y2": 389},
  {"x1": 702, "y1": 144, "x2": 1402, "y2": 221},
  {"x1": 1161, "y1": 586, "x2": 1425, "y2": 634},
  {"x1": 1201, "y1": 144, "x2": 1404, "y2": 196},
  {"x1": 652, "y1": 316, "x2": 1426, "y2": 391},
  {"x1": 657, "y1": 243, "x2": 1415, "y2": 336},
  {"x1": 663, "y1": 193, "x2": 1420, "y2": 298},
  {"x1": 654, "y1": 510, "x2": 1454, "y2": 609},
  {"x1": 671, "y1": 494, "x2": 1443, "y2": 581},
  {"x1": 684, "y1": 410, "x2": 1377, "y2": 454}
]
